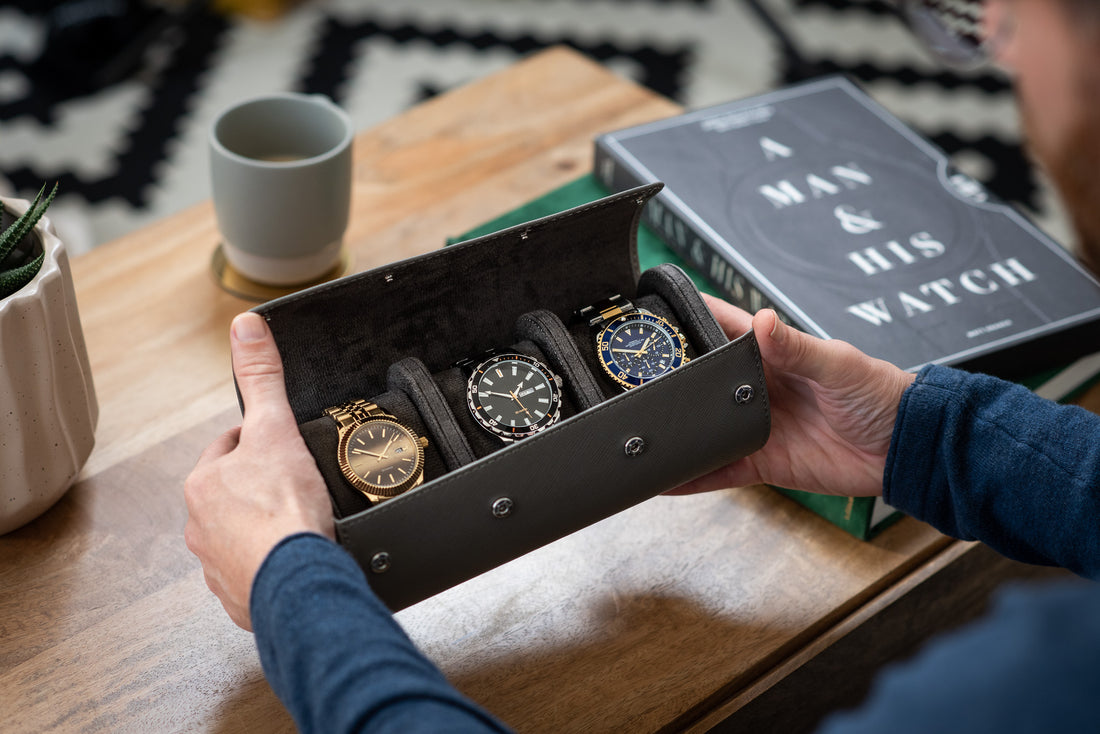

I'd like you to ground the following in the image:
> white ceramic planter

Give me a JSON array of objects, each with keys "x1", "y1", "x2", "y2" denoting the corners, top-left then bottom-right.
[{"x1": 0, "y1": 196, "x2": 98, "y2": 534}]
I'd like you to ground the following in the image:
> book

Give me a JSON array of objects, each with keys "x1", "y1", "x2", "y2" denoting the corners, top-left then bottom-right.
[
  {"x1": 450, "y1": 168, "x2": 1100, "y2": 540},
  {"x1": 593, "y1": 75, "x2": 1100, "y2": 383},
  {"x1": 594, "y1": 76, "x2": 1100, "y2": 540},
  {"x1": 448, "y1": 175, "x2": 893, "y2": 539}
]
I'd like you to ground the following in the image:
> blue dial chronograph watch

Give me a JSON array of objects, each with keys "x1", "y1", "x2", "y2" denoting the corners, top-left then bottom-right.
[{"x1": 579, "y1": 295, "x2": 689, "y2": 390}]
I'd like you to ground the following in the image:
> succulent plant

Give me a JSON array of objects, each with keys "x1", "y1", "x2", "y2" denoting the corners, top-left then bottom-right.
[{"x1": 0, "y1": 183, "x2": 59, "y2": 300}]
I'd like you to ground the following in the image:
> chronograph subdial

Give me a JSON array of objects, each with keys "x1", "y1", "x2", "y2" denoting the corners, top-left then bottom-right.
[
  {"x1": 596, "y1": 311, "x2": 688, "y2": 389},
  {"x1": 465, "y1": 353, "x2": 563, "y2": 441},
  {"x1": 579, "y1": 295, "x2": 690, "y2": 390}
]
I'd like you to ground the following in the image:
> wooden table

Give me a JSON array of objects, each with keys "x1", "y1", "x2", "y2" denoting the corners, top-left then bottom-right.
[{"x1": 0, "y1": 48, "x2": 1074, "y2": 733}]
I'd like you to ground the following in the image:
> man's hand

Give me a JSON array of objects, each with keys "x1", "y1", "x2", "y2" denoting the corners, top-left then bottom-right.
[
  {"x1": 184, "y1": 312, "x2": 334, "y2": 631},
  {"x1": 670, "y1": 295, "x2": 916, "y2": 498}
]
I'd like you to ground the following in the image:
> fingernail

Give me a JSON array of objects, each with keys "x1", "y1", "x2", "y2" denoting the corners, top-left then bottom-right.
[
  {"x1": 232, "y1": 313, "x2": 266, "y2": 342},
  {"x1": 767, "y1": 310, "x2": 783, "y2": 341}
]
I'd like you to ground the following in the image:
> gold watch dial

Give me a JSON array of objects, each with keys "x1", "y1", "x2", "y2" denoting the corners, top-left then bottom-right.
[{"x1": 339, "y1": 418, "x2": 425, "y2": 498}]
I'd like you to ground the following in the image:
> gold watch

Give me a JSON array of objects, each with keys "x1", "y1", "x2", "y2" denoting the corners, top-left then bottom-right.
[{"x1": 324, "y1": 399, "x2": 428, "y2": 502}]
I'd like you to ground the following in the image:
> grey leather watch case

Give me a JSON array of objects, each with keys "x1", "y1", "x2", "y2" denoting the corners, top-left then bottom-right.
[{"x1": 251, "y1": 184, "x2": 771, "y2": 611}]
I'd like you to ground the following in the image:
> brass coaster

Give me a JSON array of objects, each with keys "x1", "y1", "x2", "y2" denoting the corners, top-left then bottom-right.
[{"x1": 211, "y1": 244, "x2": 351, "y2": 302}]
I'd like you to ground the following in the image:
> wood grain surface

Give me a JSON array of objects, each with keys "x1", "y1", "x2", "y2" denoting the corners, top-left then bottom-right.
[{"x1": 0, "y1": 47, "x2": 1054, "y2": 733}]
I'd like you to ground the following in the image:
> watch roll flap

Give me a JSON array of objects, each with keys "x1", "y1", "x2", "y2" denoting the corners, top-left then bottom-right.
[
  {"x1": 513, "y1": 309, "x2": 605, "y2": 412},
  {"x1": 637, "y1": 264, "x2": 728, "y2": 353},
  {"x1": 386, "y1": 357, "x2": 477, "y2": 471},
  {"x1": 336, "y1": 329, "x2": 770, "y2": 612},
  {"x1": 300, "y1": 389, "x2": 447, "y2": 519},
  {"x1": 257, "y1": 183, "x2": 663, "y2": 425}
]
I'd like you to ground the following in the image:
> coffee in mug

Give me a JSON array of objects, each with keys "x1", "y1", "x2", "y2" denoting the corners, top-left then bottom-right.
[{"x1": 209, "y1": 93, "x2": 353, "y2": 286}]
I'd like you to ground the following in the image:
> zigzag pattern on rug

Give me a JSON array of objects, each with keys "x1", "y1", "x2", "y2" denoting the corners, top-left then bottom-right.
[{"x1": 0, "y1": 0, "x2": 1040, "y2": 251}]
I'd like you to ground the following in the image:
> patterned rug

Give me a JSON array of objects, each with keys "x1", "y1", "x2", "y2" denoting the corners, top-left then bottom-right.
[{"x1": 0, "y1": 0, "x2": 1069, "y2": 255}]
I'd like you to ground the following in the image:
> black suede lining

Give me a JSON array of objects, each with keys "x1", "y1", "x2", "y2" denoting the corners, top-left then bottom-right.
[
  {"x1": 639, "y1": 264, "x2": 728, "y2": 352},
  {"x1": 256, "y1": 184, "x2": 660, "y2": 425},
  {"x1": 514, "y1": 309, "x2": 605, "y2": 411},
  {"x1": 253, "y1": 184, "x2": 733, "y2": 517},
  {"x1": 387, "y1": 357, "x2": 476, "y2": 471}
]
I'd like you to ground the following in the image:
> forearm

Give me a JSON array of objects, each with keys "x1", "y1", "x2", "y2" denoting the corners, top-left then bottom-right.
[
  {"x1": 884, "y1": 365, "x2": 1100, "y2": 579},
  {"x1": 251, "y1": 533, "x2": 509, "y2": 734}
]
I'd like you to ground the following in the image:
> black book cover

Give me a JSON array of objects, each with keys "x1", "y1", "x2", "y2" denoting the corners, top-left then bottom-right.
[{"x1": 595, "y1": 76, "x2": 1100, "y2": 377}]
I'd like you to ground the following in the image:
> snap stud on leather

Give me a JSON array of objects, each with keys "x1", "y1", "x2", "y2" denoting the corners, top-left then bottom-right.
[
  {"x1": 624, "y1": 436, "x2": 646, "y2": 457},
  {"x1": 369, "y1": 552, "x2": 392, "y2": 574},
  {"x1": 491, "y1": 497, "x2": 514, "y2": 518},
  {"x1": 735, "y1": 385, "x2": 754, "y2": 404}
]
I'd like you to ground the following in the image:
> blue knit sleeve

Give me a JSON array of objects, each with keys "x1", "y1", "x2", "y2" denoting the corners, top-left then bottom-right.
[
  {"x1": 817, "y1": 580, "x2": 1100, "y2": 734},
  {"x1": 884, "y1": 364, "x2": 1100, "y2": 579},
  {"x1": 250, "y1": 532, "x2": 511, "y2": 734}
]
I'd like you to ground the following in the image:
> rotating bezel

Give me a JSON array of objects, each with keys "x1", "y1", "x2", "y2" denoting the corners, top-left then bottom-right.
[
  {"x1": 597, "y1": 311, "x2": 687, "y2": 389},
  {"x1": 466, "y1": 353, "x2": 562, "y2": 440}
]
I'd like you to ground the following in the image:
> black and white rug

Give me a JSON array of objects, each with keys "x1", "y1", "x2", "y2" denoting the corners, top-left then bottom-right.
[{"x1": 0, "y1": 0, "x2": 1069, "y2": 255}]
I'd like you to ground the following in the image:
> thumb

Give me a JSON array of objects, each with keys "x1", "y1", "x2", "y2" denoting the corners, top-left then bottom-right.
[
  {"x1": 752, "y1": 308, "x2": 858, "y2": 387},
  {"x1": 231, "y1": 312, "x2": 294, "y2": 425}
]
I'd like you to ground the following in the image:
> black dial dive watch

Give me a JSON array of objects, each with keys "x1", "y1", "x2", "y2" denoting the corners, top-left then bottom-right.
[{"x1": 459, "y1": 351, "x2": 563, "y2": 441}]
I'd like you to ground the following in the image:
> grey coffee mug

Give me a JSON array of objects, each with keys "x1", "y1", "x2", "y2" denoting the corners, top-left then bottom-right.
[{"x1": 210, "y1": 93, "x2": 353, "y2": 285}]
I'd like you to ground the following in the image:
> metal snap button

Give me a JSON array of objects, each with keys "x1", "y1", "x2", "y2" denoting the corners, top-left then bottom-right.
[
  {"x1": 491, "y1": 497, "x2": 514, "y2": 518},
  {"x1": 369, "y1": 552, "x2": 391, "y2": 574},
  {"x1": 624, "y1": 436, "x2": 646, "y2": 457},
  {"x1": 735, "y1": 385, "x2": 754, "y2": 404}
]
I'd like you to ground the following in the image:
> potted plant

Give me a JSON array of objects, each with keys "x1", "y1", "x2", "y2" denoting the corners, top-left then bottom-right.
[{"x1": 0, "y1": 184, "x2": 98, "y2": 534}]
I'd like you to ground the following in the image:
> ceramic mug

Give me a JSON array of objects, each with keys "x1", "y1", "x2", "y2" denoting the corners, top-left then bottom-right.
[{"x1": 209, "y1": 93, "x2": 353, "y2": 285}]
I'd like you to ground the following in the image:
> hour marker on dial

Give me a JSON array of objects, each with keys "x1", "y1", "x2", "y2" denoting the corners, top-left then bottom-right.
[{"x1": 465, "y1": 352, "x2": 562, "y2": 440}]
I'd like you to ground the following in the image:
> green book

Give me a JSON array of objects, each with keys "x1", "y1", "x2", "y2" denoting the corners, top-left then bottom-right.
[{"x1": 450, "y1": 174, "x2": 901, "y2": 540}]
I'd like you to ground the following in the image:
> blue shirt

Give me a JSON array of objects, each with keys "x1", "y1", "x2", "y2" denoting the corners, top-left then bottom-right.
[{"x1": 251, "y1": 365, "x2": 1100, "y2": 732}]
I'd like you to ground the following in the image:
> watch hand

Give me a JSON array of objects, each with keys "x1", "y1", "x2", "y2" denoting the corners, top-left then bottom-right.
[
  {"x1": 484, "y1": 391, "x2": 517, "y2": 399},
  {"x1": 377, "y1": 434, "x2": 398, "y2": 459},
  {"x1": 611, "y1": 347, "x2": 647, "y2": 355},
  {"x1": 509, "y1": 390, "x2": 532, "y2": 416},
  {"x1": 351, "y1": 448, "x2": 387, "y2": 461}
]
